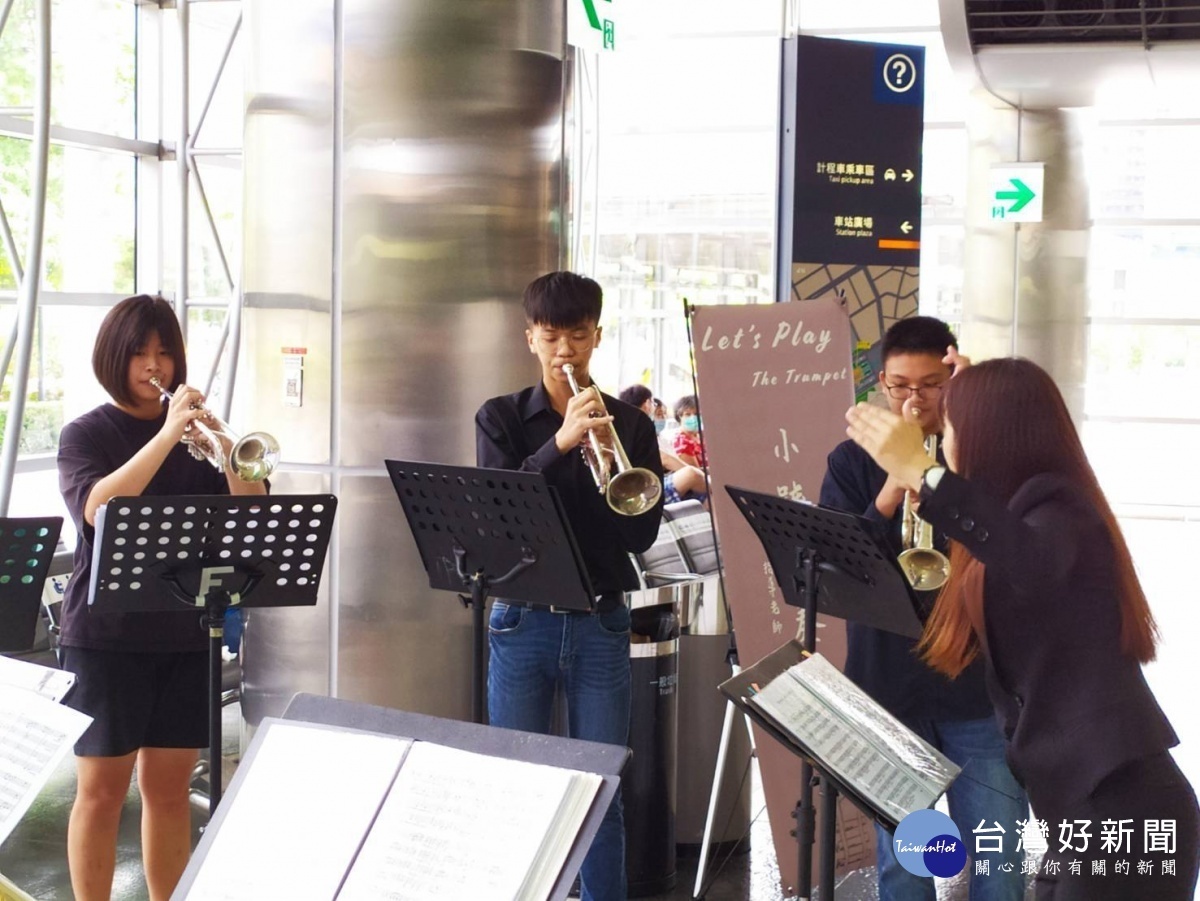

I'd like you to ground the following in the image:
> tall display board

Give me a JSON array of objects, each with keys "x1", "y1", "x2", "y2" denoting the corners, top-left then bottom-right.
[
  {"x1": 778, "y1": 35, "x2": 926, "y2": 398},
  {"x1": 748, "y1": 33, "x2": 926, "y2": 890}
]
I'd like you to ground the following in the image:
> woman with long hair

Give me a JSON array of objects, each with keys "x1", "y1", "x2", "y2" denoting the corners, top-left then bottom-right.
[
  {"x1": 846, "y1": 356, "x2": 1197, "y2": 900},
  {"x1": 57, "y1": 295, "x2": 267, "y2": 901}
]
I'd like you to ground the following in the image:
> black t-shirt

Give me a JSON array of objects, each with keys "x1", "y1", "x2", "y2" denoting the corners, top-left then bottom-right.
[
  {"x1": 57, "y1": 404, "x2": 229, "y2": 652},
  {"x1": 474, "y1": 382, "x2": 664, "y2": 600},
  {"x1": 819, "y1": 438, "x2": 993, "y2": 723}
]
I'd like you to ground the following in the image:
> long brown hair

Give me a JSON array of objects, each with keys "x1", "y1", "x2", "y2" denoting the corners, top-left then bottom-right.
[{"x1": 919, "y1": 358, "x2": 1158, "y2": 676}]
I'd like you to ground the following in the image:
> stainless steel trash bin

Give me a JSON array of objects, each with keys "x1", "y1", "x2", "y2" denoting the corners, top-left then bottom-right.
[{"x1": 626, "y1": 604, "x2": 680, "y2": 897}]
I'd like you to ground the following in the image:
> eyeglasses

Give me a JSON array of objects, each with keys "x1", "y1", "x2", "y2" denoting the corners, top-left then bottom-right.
[{"x1": 882, "y1": 381, "x2": 946, "y2": 400}]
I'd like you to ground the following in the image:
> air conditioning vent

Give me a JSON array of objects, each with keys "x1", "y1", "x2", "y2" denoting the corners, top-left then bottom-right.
[{"x1": 965, "y1": 0, "x2": 1200, "y2": 46}]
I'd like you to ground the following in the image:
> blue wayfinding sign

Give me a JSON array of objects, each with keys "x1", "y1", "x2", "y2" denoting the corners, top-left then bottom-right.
[{"x1": 782, "y1": 36, "x2": 926, "y2": 268}]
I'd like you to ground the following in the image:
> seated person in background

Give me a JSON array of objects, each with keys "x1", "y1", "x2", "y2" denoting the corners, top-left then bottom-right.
[
  {"x1": 652, "y1": 397, "x2": 668, "y2": 428},
  {"x1": 671, "y1": 394, "x2": 706, "y2": 470},
  {"x1": 619, "y1": 384, "x2": 707, "y2": 504}
]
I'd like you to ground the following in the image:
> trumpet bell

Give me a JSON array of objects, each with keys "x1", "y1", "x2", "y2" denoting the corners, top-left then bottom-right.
[
  {"x1": 230, "y1": 431, "x2": 281, "y2": 483},
  {"x1": 607, "y1": 467, "x2": 663, "y2": 516},
  {"x1": 898, "y1": 547, "x2": 951, "y2": 591}
]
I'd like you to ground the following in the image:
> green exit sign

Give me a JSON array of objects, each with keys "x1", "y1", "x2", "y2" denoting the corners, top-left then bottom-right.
[
  {"x1": 569, "y1": 0, "x2": 616, "y2": 52},
  {"x1": 989, "y1": 162, "x2": 1044, "y2": 223}
]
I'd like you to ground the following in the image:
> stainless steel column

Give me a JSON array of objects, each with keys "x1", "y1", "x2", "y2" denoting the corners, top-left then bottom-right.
[
  {"x1": 961, "y1": 101, "x2": 1090, "y2": 423},
  {"x1": 241, "y1": 0, "x2": 567, "y2": 724}
]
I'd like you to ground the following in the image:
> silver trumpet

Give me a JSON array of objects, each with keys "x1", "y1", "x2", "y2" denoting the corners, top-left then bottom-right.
[
  {"x1": 562, "y1": 364, "x2": 662, "y2": 516},
  {"x1": 899, "y1": 434, "x2": 952, "y2": 591},
  {"x1": 151, "y1": 377, "x2": 280, "y2": 482}
]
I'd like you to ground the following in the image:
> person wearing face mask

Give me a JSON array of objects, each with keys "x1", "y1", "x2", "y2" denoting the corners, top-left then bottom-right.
[
  {"x1": 671, "y1": 395, "x2": 706, "y2": 470},
  {"x1": 619, "y1": 384, "x2": 708, "y2": 504}
]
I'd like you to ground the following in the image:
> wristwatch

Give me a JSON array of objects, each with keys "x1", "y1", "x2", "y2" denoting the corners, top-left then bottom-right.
[{"x1": 921, "y1": 464, "x2": 946, "y2": 492}]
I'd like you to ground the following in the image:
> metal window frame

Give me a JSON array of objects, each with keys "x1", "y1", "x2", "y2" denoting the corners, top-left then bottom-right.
[{"x1": 0, "y1": 0, "x2": 245, "y2": 513}]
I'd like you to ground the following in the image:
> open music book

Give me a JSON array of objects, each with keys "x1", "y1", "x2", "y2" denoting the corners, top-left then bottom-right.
[
  {"x1": 179, "y1": 718, "x2": 604, "y2": 901},
  {"x1": 729, "y1": 644, "x2": 959, "y2": 827},
  {"x1": 0, "y1": 660, "x2": 91, "y2": 849}
]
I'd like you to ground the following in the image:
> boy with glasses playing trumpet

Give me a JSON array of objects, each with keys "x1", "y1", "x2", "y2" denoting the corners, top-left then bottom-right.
[
  {"x1": 818, "y1": 317, "x2": 1027, "y2": 901},
  {"x1": 475, "y1": 271, "x2": 664, "y2": 901}
]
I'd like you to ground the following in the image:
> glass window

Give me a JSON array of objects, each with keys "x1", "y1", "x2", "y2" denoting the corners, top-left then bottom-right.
[
  {"x1": 1083, "y1": 422, "x2": 1200, "y2": 509},
  {"x1": 0, "y1": 0, "x2": 136, "y2": 138},
  {"x1": 0, "y1": 138, "x2": 135, "y2": 294},
  {"x1": 601, "y1": 39, "x2": 780, "y2": 134},
  {"x1": 1087, "y1": 226, "x2": 1200, "y2": 321},
  {"x1": 797, "y1": 0, "x2": 939, "y2": 32},
  {"x1": 1085, "y1": 323, "x2": 1199, "y2": 420},
  {"x1": 188, "y1": 3, "x2": 245, "y2": 150},
  {"x1": 921, "y1": 128, "x2": 968, "y2": 221},
  {"x1": 589, "y1": 33, "x2": 778, "y2": 401},
  {"x1": 1089, "y1": 125, "x2": 1200, "y2": 220},
  {"x1": 627, "y1": 0, "x2": 783, "y2": 38}
]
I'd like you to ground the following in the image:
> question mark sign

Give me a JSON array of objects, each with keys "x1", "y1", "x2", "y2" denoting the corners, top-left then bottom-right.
[{"x1": 883, "y1": 53, "x2": 916, "y2": 93}]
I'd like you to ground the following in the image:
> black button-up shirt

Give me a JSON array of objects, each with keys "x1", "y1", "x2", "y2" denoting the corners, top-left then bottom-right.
[{"x1": 475, "y1": 382, "x2": 664, "y2": 601}]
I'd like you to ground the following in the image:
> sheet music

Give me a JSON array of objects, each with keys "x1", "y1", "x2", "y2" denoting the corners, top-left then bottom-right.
[
  {"x1": 0, "y1": 870, "x2": 37, "y2": 901},
  {"x1": 86, "y1": 503, "x2": 107, "y2": 608},
  {"x1": 0, "y1": 656, "x2": 76, "y2": 704},
  {"x1": 184, "y1": 721, "x2": 411, "y2": 901},
  {"x1": 749, "y1": 653, "x2": 957, "y2": 822},
  {"x1": 0, "y1": 686, "x2": 92, "y2": 847},
  {"x1": 337, "y1": 742, "x2": 598, "y2": 901}
]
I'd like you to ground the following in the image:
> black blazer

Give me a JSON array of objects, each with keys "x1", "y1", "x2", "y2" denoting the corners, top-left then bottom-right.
[{"x1": 920, "y1": 470, "x2": 1178, "y2": 816}]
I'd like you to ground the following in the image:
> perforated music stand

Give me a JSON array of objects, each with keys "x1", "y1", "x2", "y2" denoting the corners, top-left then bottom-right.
[
  {"x1": 386, "y1": 460, "x2": 595, "y2": 724},
  {"x1": 0, "y1": 517, "x2": 63, "y2": 654},
  {"x1": 87, "y1": 494, "x2": 337, "y2": 813},
  {"x1": 724, "y1": 484, "x2": 923, "y2": 901}
]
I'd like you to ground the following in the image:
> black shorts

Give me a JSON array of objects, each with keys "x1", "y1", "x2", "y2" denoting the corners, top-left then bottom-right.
[{"x1": 60, "y1": 646, "x2": 209, "y2": 757}]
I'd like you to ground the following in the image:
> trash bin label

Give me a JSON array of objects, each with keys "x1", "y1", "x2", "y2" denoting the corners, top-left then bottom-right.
[{"x1": 654, "y1": 673, "x2": 677, "y2": 696}]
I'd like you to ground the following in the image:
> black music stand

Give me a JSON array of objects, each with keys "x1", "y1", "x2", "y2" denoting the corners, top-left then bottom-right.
[
  {"x1": 0, "y1": 517, "x2": 63, "y2": 653},
  {"x1": 385, "y1": 460, "x2": 595, "y2": 725},
  {"x1": 87, "y1": 495, "x2": 336, "y2": 813},
  {"x1": 724, "y1": 485, "x2": 923, "y2": 901}
]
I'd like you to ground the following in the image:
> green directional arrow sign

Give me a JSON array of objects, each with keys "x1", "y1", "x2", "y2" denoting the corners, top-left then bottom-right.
[
  {"x1": 573, "y1": 0, "x2": 615, "y2": 49},
  {"x1": 995, "y1": 178, "x2": 1035, "y2": 213},
  {"x1": 581, "y1": 0, "x2": 601, "y2": 29},
  {"x1": 989, "y1": 163, "x2": 1044, "y2": 223}
]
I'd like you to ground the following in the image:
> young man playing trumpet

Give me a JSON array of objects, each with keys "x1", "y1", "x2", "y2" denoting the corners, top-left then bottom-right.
[
  {"x1": 819, "y1": 317, "x2": 1027, "y2": 901},
  {"x1": 475, "y1": 271, "x2": 664, "y2": 901}
]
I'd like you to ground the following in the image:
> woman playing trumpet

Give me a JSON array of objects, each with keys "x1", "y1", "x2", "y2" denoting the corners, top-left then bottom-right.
[
  {"x1": 56, "y1": 294, "x2": 266, "y2": 901},
  {"x1": 846, "y1": 356, "x2": 1198, "y2": 900}
]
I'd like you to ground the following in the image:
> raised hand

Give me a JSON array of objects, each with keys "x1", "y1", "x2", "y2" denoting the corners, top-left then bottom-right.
[
  {"x1": 944, "y1": 345, "x2": 972, "y2": 374},
  {"x1": 556, "y1": 385, "x2": 613, "y2": 454},
  {"x1": 160, "y1": 384, "x2": 207, "y2": 444},
  {"x1": 845, "y1": 402, "x2": 930, "y2": 492}
]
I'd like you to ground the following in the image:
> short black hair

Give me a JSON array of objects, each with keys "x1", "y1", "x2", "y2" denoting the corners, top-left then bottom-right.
[
  {"x1": 619, "y1": 384, "x2": 652, "y2": 409},
  {"x1": 93, "y1": 294, "x2": 187, "y2": 406},
  {"x1": 522, "y1": 271, "x2": 603, "y2": 328},
  {"x1": 674, "y1": 394, "x2": 698, "y2": 422},
  {"x1": 881, "y1": 316, "x2": 957, "y2": 364}
]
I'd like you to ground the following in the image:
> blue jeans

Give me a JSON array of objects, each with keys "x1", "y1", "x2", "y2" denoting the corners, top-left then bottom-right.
[
  {"x1": 488, "y1": 602, "x2": 631, "y2": 901},
  {"x1": 876, "y1": 716, "x2": 1028, "y2": 901}
]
